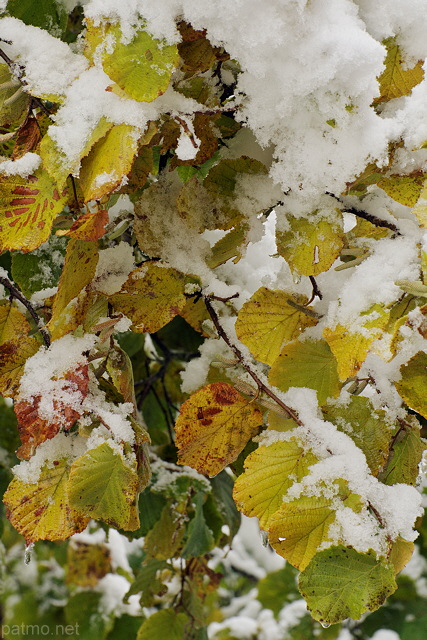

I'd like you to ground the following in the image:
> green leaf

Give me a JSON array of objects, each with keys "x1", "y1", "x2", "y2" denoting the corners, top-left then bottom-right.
[
  {"x1": 182, "y1": 492, "x2": 215, "y2": 558},
  {"x1": 68, "y1": 443, "x2": 140, "y2": 530},
  {"x1": 124, "y1": 556, "x2": 169, "y2": 606},
  {"x1": 6, "y1": 0, "x2": 68, "y2": 36},
  {"x1": 211, "y1": 471, "x2": 241, "y2": 540},
  {"x1": 380, "y1": 417, "x2": 426, "y2": 485},
  {"x1": 11, "y1": 234, "x2": 67, "y2": 297},
  {"x1": 257, "y1": 564, "x2": 299, "y2": 617},
  {"x1": 136, "y1": 610, "x2": 189, "y2": 640},
  {"x1": 298, "y1": 546, "x2": 397, "y2": 624},
  {"x1": 102, "y1": 25, "x2": 179, "y2": 102},
  {"x1": 65, "y1": 591, "x2": 113, "y2": 640},
  {"x1": 322, "y1": 396, "x2": 392, "y2": 476},
  {"x1": 269, "y1": 339, "x2": 340, "y2": 406}
]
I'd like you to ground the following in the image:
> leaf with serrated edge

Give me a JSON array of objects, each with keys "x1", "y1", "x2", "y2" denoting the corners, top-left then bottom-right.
[
  {"x1": 49, "y1": 238, "x2": 99, "y2": 339},
  {"x1": 102, "y1": 26, "x2": 179, "y2": 102},
  {"x1": 322, "y1": 396, "x2": 391, "y2": 476},
  {"x1": 324, "y1": 305, "x2": 389, "y2": 381},
  {"x1": 235, "y1": 287, "x2": 318, "y2": 366},
  {"x1": 269, "y1": 496, "x2": 335, "y2": 570},
  {"x1": 59, "y1": 209, "x2": 109, "y2": 241},
  {"x1": 380, "y1": 417, "x2": 426, "y2": 486},
  {"x1": 269, "y1": 339, "x2": 340, "y2": 406},
  {"x1": 4, "y1": 458, "x2": 89, "y2": 544},
  {"x1": 110, "y1": 263, "x2": 187, "y2": 334},
  {"x1": 269, "y1": 487, "x2": 363, "y2": 570},
  {"x1": 68, "y1": 443, "x2": 139, "y2": 530},
  {"x1": 175, "y1": 382, "x2": 262, "y2": 477},
  {"x1": 0, "y1": 336, "x2": 39, "y2": 397},
  {"x1": 233, "y1": 439, "x2": 318, "y2": 530},
  {"x1": 0, "y1": 169, "x2": 68, "y2": 252},
  {"x1": 79, "y1": 124, "x2": 138, "y2": 202},
  {"x1": 374, "y1": 38, "x2": 424, "y2": 105},
  {"x1": 389, "y1": 537, "x2": 415, "y2": 574},
  {"x1": 276, "y1": 213, "x2": 344, "y2": 277},
  {"x1": 298, "y1": 546, "x2": 397, "y2": 624},
  {"x1": 395, "y1": 351, "x2": 427, "y2": 419}
]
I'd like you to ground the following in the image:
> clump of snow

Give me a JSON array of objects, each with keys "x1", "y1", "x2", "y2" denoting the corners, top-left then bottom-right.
[
  {"x1": 18, "y1": 334, "x2": 96, "y2": 422},
  {"x1": 92, "y1": 242, "x2": 135, "y2": 295},
  {"x1": 0, "y1": 152, "x2": 41, "y2": 177},
  {"x1": 0, "y1": 17, "x2": 88, "y2": 97}
]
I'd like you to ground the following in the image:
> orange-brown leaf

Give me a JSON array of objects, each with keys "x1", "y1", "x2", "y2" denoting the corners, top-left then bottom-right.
[
  {"x1": 175, "y1": 382, "x2": 263, "y2": 477},
  {"x1": 15, "y1": 364, "x2": 89, "y2": 459},
  {"x1": 59, "y1": 209, "x2": 109, "y2": 241}
]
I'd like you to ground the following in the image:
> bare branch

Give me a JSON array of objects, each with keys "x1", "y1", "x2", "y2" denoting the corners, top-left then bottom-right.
[{"x1": 0, "y1": 276, "x2": 51, "y2": 347}]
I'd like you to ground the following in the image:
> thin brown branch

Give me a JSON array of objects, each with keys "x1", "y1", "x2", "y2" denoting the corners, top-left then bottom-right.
[
  {"x1": 326, "y1": 192, "x2": 401, "y2": 235},
  {"x1": 203, "y1": 295, "x2": 303, "y2": 425},
  {"x1": 0, "y1": 276, "x2": 51, "y2": 347},
  {"x1": 308, "y1": 275, "x2": 323, "y2": 302}
]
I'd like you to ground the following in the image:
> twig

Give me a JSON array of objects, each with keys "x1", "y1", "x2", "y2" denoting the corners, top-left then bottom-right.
[
  {"x1": 308, "y1": 275, "x2": 323, "y2": 302},
  {"x1": 209, "y1": 292, "x2": 239, "y2": 303},
  {"x1": 326, "y1": 192, "x2": 401, "y2": 235},
  {"x1": 0, "y1": 276, "x2": 51, "y2": 347},
  {"x1": 203, "y1": 295, "x2": 303, "y2": 424}
]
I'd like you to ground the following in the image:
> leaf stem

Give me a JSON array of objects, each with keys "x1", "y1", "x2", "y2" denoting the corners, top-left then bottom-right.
[
  {"x1": 203, "y1": 295, "x2": 302, "y2": 425},
  {"x1": 0, "y1": 276, "x2": 51, "y2": 347}
]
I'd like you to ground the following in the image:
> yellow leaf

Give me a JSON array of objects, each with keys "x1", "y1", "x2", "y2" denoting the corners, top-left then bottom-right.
[
  {"x1": 49, "y1": 238, "x2": 99, "y2": 339},
  {"x1": 0, "y1": 302, "x2": 30, "y2": 345},
  {"x1": 412, "y1": 180, "x2": 427, "y2": 228},
  {"x1": 79, "y1": 124, "x2": 138, "y2": 202},
  {"x1": 0, "y1": 63, "x2": 30, "y2": 127},
  {"x1": 268, "y1": 339, "x2": 340, "y2": 406},
  {"x1": 268, "y1": 496, "x2": 335, "y2": 570},
  {"x1": 267, "y1": 412, "x2": 298, "y2": 432},
  {"x1": 374, "y1": 38, "x2": 424, "y2": 105},
  {"x1": 39, "y1": 133, "x2": 72, "y2": 191},
  {"x1": 232, "y1": 439, "x2": 318, "y2": 529},
  {"x1": 395, "y1": 351, "x2": 427, "y2": 419},
  {"x1": 102, "y1": 25, "x2": 179, "y2": 102},
  {"x1": 175, "y1": 382, "x2": 263, "y2": 477},
  {"x1": 0, "y1": 336, "x2": 39, "y2": 397},
  {"x1": 110, "y1": 263, "x2": 187, "y2": 333},
  {"x1": 0, "y1": 169, "x2": 68, "y2": 252},
  {"x1": 4, "y1": 458, "x2": 90, "y2": 544},
  {"x1": 377, "y1": 173, "x2": 425, "y2": 207},
  {"x1": 276, "y1": 213, "x2": 344, "y2": 277},
  {"x1": 235, "y1": 287, "x2": 318, "y2": 366},
  {"x1": 324, "y1": 305, "x2": 389, "y2": 381},
  {"x1": 389, "y1": 537, "x2": 415, "y2": 574}
]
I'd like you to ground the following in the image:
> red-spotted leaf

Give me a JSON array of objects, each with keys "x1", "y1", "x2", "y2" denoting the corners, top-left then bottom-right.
[{"x1": 0, "y1": 169, "x2": 68, "y2": 252}]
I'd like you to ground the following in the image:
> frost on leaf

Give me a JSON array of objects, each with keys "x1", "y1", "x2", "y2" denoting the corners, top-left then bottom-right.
[
  {"x1": 68, "y1": 443, "x2": 140, "y2": 530},
  {"x1": 233, "y1": 440, "x2": 319, "y2": 530},
  {"x1": 298, "y1": 546, "x2": 397, "y2": 624},
  {"x1": 174, "y1": 382, "x2": 263, "y2": 477},
  {"x1": 0, "y1": 169, "x2": 68, "y2": 252},
  {"x1": 235, "y1": 287, "x2": 318, "y2": 366},
  {"x1": 4, "y1": 458, "x2": 90, "y2": 544},
  {"x1": 15, "y1": 364, "x2": 89, "y2": 460}
]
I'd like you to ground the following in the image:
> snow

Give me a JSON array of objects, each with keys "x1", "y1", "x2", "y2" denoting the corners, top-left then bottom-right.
[
  {"x1": 92, "y1": 242, "x2": 135, "y2": 295},
  {"x1": 0, "y1": 152, "x2": 41, "y2": 177}
]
